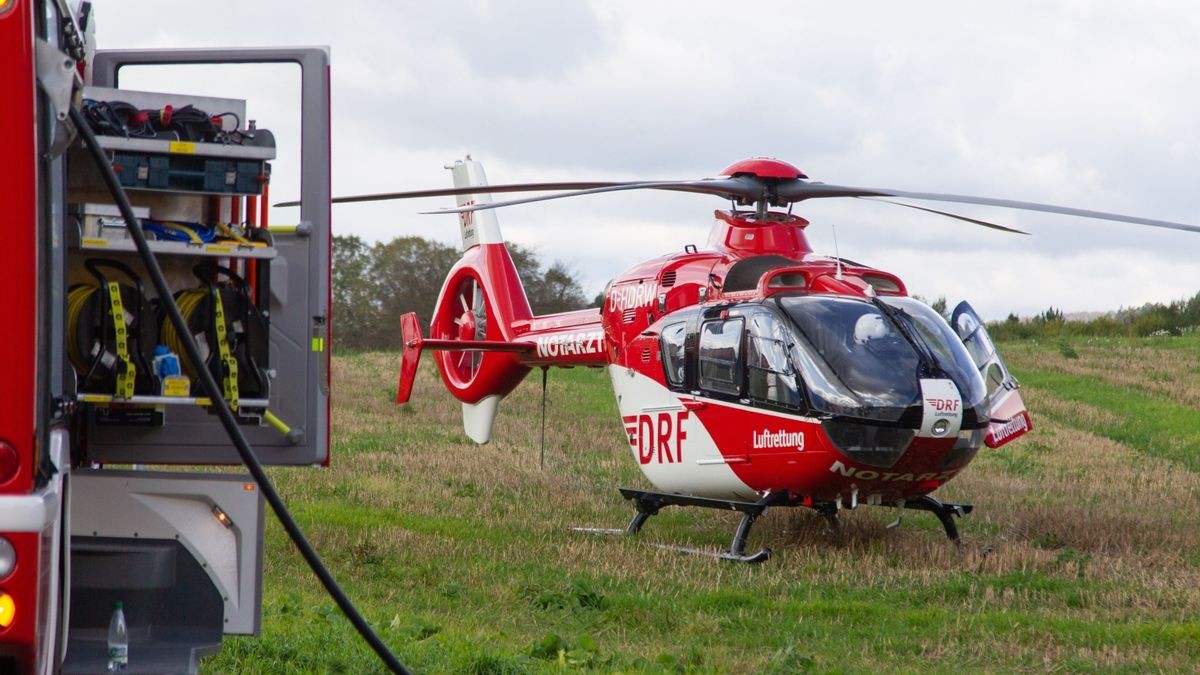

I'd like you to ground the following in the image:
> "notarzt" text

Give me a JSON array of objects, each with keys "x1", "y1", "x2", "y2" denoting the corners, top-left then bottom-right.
[{"x1": 535, "y1": 330, "x2": 604, "y2": 358}]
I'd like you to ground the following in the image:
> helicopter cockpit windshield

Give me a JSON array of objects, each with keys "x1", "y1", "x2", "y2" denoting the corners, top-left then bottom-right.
[
  {"x1": 773, "y1": 295, "x2": 989, "y2": 427},
  {"x1": 876, "y1": 296, "x2": 989, "y2": 426}
]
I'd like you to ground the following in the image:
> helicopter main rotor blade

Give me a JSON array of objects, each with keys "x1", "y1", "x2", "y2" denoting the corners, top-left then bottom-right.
[
  {"x1": 783, "y1": 182, "x2": 1200, "y2": 234},
  {"x1": 282, "y1": 164, "x2": 1200, "y2": 236},
  {"x1": 421, "y1": 178, "x2": 761, "y2": 214},
  {"x1": 273, "y1": 181, "x2": 636, "y2": 208},
  {"x1": 862, "y1": 198, "x2": 1031, "y2": 235}
]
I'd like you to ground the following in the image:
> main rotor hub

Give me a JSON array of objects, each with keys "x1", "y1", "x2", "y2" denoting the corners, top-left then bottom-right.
[{"x1": 721, "y1": 157, "x2": 807, "y2": 180}]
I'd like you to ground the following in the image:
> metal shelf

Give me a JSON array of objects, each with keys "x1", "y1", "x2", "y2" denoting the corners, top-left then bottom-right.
[
  {"x1": 93, "y1": 134, "x2": 275, "y2": 161},
  {"x1": 78, "y1": 236, "x2": 276, "y2": 260},
  {"x1": 77, "y1": 393, "x2": 269, "y2": 409}
]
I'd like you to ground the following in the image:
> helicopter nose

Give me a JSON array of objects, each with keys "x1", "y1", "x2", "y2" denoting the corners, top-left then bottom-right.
[
  {"x1": 820, "y1": 419, "x2": 915, "y2": 469},
  {"x1": 918, "y1": 379, "x2": 964, "y2": 440}
]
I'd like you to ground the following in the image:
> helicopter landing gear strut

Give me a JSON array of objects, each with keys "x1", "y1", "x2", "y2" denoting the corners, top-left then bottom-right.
[
  {"x1": 888, "y1": 494, "x2": 973, "y2": 543},
  {"x1": 574, "y1": 489, "x2": 974, "y2": 562},
  {"x1": 574, "y1": 488, "x2": 792, "y2": 564},
  {"x1": 812, "y1": 502, "x2": 843, "y2": 538}
]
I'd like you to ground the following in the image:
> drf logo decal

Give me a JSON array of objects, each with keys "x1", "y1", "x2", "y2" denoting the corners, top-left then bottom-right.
[
  {"x1": 927, "y1": 398, "x2": 960, "y2": 413},
  {"x1": 623, "y1": 411, "x2": 689, "y2": 464}
]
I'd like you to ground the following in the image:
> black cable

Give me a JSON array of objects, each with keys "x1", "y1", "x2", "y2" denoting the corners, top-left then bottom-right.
[
  {"x1": 215, "y1": 111, "x2": 240, "y2": 127},
  {"x1": 69, "y1": 105, "x2": 411, "y2": 675},
  {"x1": 145, "y1": 104, "x2": 218, "y2": 142},
  {"x1": 80, "y1": 99, "x2": 244, "y2": 143},
  {"x1": 81, "y1": 99, "x2": 154, "y2": 138}
]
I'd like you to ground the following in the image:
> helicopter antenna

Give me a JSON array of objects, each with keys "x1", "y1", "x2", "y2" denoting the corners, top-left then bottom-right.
[
  {"x1": 832, "y1": 223, "x2": 844, "y2": 280},
  {"x1": 539, "y1": 366, "x2": 548, "y2": 469}
]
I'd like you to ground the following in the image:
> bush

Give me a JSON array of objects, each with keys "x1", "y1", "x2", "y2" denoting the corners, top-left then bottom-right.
[{"x1": 989, "y1": 291, "x2": 1200, "y2": 341}]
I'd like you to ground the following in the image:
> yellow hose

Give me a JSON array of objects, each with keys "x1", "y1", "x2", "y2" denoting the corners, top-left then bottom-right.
[
  {"x1": 160, "y1": 288, "x2": 209, "y2": 379},
  {"x1": 155, "y1": 221, "x2": 205, "y2": 244},
  {"x1": 216, "y1": 222, "x2": 253, "y2": 245},
  {"x1": 66, "y1": 285, "x2": 97, "y2": 373}
]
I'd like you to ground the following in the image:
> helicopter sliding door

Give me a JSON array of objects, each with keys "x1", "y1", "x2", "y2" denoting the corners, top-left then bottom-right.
[
  {"x1": 743, "y1": 310, "x2": 802, "y2": 410},
  {"x1": 950, "y1": 302, "x2": 1031, "y2": 448}
]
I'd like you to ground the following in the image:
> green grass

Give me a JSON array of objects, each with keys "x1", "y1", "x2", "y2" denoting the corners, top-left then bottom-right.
[
  {"x1": 200, "y1": 341, "x2": 1200, "y2": 673},
  {"x1": 1012, "y1": 369, "x2": 1200, "y2": 471}
]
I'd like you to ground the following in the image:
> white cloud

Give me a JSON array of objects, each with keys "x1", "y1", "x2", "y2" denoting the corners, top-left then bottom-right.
[{"x1": 93, "y1": 0, "x2": 1200, "y2": 319}]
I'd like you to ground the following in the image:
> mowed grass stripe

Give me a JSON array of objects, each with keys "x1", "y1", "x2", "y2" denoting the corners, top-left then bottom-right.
[
  {"x1": 1012, "y1": 367, "x2": 1200, "y2": 473},
  {"x1": 200, "y1": 345, "x2": 1200, "y2": 673}
]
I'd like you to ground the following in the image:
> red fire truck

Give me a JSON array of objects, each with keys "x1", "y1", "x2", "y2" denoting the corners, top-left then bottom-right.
[{"x1": 0, "y1": 2, "x2": 336, "y2": 672}]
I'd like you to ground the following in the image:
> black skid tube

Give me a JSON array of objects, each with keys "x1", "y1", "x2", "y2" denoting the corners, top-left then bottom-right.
[
  {"x1": 577, "y1": 489, "x2": 973, "y2": 563},
  {"x1": 610, "y1": 488, "x2": 794, "y2": 564},
  {"x1": 894, "y1": 495, "x2": 974, "y2": 542}
]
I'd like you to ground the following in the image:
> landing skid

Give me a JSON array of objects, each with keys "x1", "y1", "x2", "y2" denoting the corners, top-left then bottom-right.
[
  {"x1": 652, "y1": 543, "x2": 772, "y2": 564},
  {"x1": 887, "y1": 494, "x2": 973, "y2": 543},
  {"x1": 574, "y1": 488, "x2": 973, "y2": 562},
  {"x1": 573, "y1": 488, "x2": 794, "y2": 564}
]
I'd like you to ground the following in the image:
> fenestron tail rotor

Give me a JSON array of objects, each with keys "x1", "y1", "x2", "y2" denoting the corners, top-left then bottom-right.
[{"x1": 446, "y1": 276, "x2": 488, "y2": 383}]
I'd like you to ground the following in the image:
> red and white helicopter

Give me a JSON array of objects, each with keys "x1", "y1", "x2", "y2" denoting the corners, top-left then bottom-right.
[{"x1": 339, "y1": 157, "x2": 1200, "y2": 562}]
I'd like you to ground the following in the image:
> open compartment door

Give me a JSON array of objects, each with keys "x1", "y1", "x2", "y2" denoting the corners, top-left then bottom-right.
[
  {"x1": 950, "y1": 301, "x2": 1031, "y2": 448},
  {"x1": 78, "y1": 48, "x2": 332, "y2": 466}
]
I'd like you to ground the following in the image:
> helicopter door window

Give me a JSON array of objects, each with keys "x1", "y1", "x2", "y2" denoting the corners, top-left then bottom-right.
[
  {"x1": 952, "y1": 301, "x2": 1012, "y2": 400},
  {"x1": 984, "y1": 362, "x2": 1005, "y2": 396},
  {"x1": 698, "y1": 318, "x2": 744, "y2": 396},
  {"x1": 746, "y1": 311, "x2": 801, "y2": 408},
  {"x1": 953, "y1": 308, "x2": 998, "y2": 368},
  {"x1": 660, "y1": 322, "x2": 687, "y2": 387}
]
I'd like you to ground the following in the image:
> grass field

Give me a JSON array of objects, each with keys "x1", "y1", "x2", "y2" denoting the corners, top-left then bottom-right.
[{"x1": 202, "y1": 337, "x2": 1200, "y2": 673}]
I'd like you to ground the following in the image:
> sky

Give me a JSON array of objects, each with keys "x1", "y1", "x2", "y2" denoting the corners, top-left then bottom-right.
[{"x1": 93, "y1": 1, "x2": 1200, "y2": 320}]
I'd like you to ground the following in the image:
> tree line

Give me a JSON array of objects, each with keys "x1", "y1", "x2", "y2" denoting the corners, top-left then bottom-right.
[
  {"x1": 332, "y1": 235, "x2": 590, "y2": 351},
  {"x1": 331, "y1": 234, "x2": 1200, "y2": 350},
  {"x1": 987, "y1": 291, "x2": 1200, "y2": 340}
]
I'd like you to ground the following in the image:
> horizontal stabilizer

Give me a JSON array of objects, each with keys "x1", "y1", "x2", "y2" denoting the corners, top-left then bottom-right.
[
  {"x1": 396, "y1": 310, "x2": 534, "y2": 405},
  {"x1": 421, "y1": 338, "x2": 533, "y2": 353},
  {"x1": 396, "y1": 312, "x2": 424, "y2": 404}
]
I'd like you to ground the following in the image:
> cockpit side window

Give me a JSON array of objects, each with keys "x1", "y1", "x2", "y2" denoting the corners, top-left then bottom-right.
[
  {"x1": 745, "y1": 311, "x2": 801, "y2": 408},
  {"x1": 698, "y1": 318, "x2": 744, "y2": 396},
  {"x1": 660, "y1": 322, "x2": 687, "y2": 387}
]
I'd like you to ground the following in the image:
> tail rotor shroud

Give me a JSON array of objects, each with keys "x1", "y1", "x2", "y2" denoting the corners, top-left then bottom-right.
[{"x1": 395, "y1": 239, "x2": 536, "y2": 443}]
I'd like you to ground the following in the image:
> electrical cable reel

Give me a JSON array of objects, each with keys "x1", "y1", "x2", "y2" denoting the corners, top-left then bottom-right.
[
  {"x1": 161, "y1": 263, "x2": 270, "y2": 406},
  {"x1": 66, "y1": 259, "x2": 160, "y2": 397}
]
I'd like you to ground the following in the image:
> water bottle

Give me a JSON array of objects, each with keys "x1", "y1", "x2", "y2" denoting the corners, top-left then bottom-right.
[{"x1": 107, "y1": 601, "x2": 128, "y2": 672}]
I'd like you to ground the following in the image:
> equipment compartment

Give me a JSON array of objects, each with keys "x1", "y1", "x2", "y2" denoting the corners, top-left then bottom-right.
[{"x1": 65, "y1": 48, "x2": 332, "y2": 467}]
